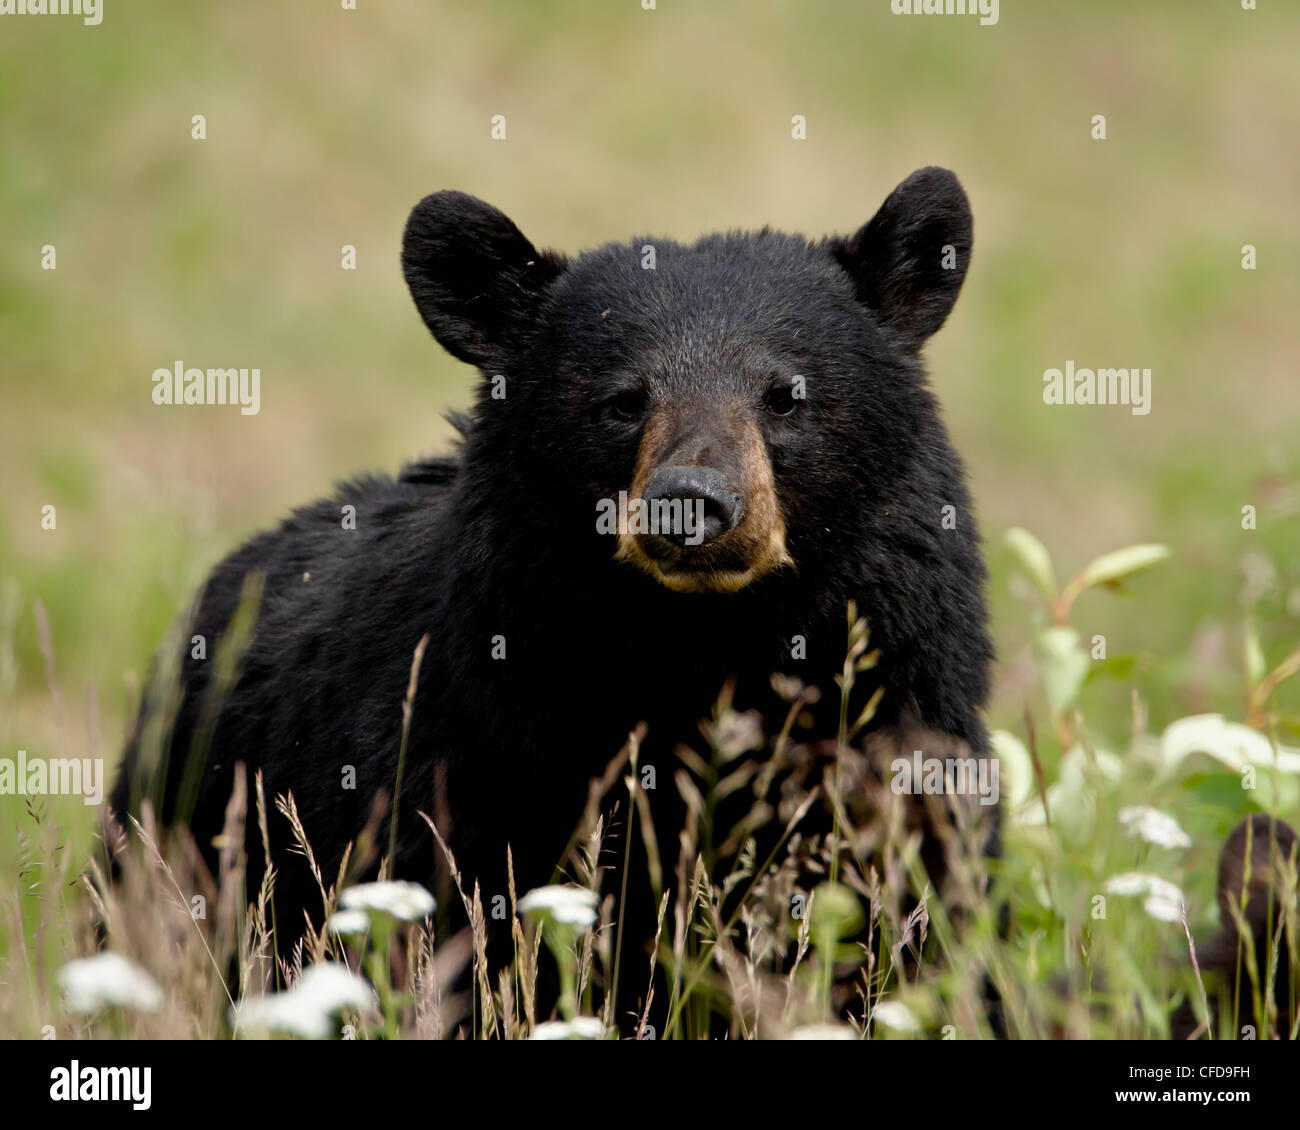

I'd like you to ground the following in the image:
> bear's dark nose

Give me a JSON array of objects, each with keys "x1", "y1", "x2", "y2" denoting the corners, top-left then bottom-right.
[{"x1": 642, "y1": 465, "x2": 745, "y2": 549}]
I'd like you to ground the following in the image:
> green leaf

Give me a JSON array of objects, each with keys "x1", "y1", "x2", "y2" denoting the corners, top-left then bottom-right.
[
  {"x1": 990, "y1": 729, "x2": 1034, "y2": 808},
  {"x1": 1034, "y1": 626, "x2": 1089, "y2": 719},
  {"x1": 1181, "y1": 771, "x2": 1261, "y2": 817},
  {"x1": 1243, "y1": 617, "x2": 1265, "y2": 688},
  {"x1": 809, "y1": 882, "x2": 864, "y2": 938},
  {"x1": 1181, "y1": 769, "x2": 1298, "y2": 816},
  {"x1": 1084, "y1": 653, "x2": 1138, "y2": 684},
  {"x1": 1077, "y1": 544, "x2": 1169, "y2": 591},
  {"x1": 1005, "y1": 527, "x2": 1057, "y2": 600}
]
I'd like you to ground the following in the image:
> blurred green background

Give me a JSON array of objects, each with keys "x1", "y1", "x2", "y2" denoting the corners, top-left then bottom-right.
[{"x1": 1, "y1": 0, "x2": 1298, "y2": 865}]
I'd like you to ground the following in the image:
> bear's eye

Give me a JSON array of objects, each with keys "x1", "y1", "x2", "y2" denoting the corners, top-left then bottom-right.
[
  {"x1": 606, "y1": 388, "x2": 648, "y2": 423},
  {"x1": 764, "y1": 383, "x2": 799, "y2": 418}
]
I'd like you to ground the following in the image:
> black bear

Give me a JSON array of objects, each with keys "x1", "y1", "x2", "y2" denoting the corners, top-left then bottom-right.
[
  {"x1": 1171, "y1": 814, "x2": 1299, "y2": 1040},
  {"x1": 110, "y1": 167, "x2": 995, "y2": 1029}
]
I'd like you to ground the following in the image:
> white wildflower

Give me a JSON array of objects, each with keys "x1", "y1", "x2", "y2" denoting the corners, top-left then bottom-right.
[
  {"x1": 326, "y1": 909, "x2": 372, "y2": 937},
  {"x1": 292, "y1": 963, "x2": 376, "y2": 1011},
  {"x1": 790, "y1": 1022, "x2": 858, "y2": 1040},
  {"x1": 528, "y1": 1017, "x2": 606, "y2": 1040},
  {"x1": 517, "y1": 885, "x2": 600, "y2": 928},
  {"x1": 871, "y1": 1001, "x2": 921, "y2": 1033},
  {"x1": 232, "y1": 992, "x2": 333, "y2": 1040},
  {"x1": 230, "y1": 963, "x2": 376, "y2": 1039},
  {"x1": 59, "y1": 953, "x2": 163, "y2": 1014},
  {"x1": 1119, "y1": 806, "x2": 1192, "y2": 850},
  {"x1": 1104, "y1": 872, "x2": 1186, "y2": 922},
  {"x1": 338, "y1": 880, "x2": 435, "y2": 923}
]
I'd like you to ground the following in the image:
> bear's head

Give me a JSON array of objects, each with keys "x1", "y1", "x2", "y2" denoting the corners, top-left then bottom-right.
[{"x1": 401, "y1": 168, "x2": 972, "y2": 597}]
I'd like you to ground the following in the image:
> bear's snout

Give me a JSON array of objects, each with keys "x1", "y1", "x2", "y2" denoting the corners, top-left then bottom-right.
[
  {"x1": 613, "y1": 406, "x2": 794, "y2": 594},
  {"x1": 641, "y1": 464, "x2": 745, "y2": 551}
]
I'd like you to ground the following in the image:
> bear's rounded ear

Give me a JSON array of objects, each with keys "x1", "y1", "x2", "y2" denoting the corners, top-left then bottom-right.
[
  {"x1": 829, "y1": 167, "x2": 972, "y2": 353},
  {"x1": 401, "y1": 191, "x2": 566, "y2": 368}
]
